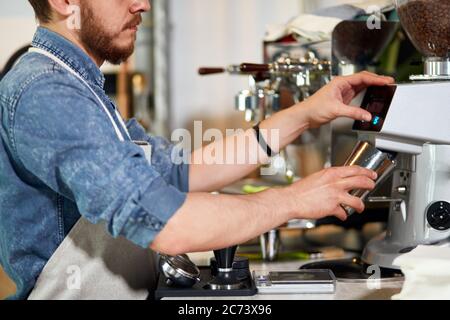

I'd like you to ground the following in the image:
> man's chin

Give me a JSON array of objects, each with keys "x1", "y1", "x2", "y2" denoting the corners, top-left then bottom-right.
[{"x1": 104, "y1": 46, "x2": 135, "y2": 65}]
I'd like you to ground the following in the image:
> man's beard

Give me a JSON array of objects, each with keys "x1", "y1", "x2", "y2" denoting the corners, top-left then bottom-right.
[{"x1": 79, "y1": 5, "x2": 139, "y2": 65}]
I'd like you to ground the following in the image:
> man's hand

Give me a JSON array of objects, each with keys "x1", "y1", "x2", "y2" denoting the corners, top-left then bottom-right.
[
  {"x1": 285, "y1": 166, "x2": 378, "y2": 221},
  {"x1": 299, "y1": 71, "x2": 395, "y2": 128}
]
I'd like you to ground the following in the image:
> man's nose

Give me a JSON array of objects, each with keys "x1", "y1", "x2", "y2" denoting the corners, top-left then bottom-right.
[{"x1": 130, "y1": 0, "x2": 151, "y2": 13}]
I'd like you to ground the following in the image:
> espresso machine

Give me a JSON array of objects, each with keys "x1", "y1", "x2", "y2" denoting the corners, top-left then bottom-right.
[{"x1": 200, "y1": 52, "x2": 332, "y2": 180}]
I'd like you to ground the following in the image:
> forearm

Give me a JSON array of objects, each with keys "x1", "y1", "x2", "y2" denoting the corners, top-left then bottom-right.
[
  {"x1": 188, "y1": 71, "x2": 395, "y2": 193},
  {"x1": 150, "y1": 189, "x2": 295, "y2": 255},
  {"x1": 189, "y1": 103, "x2": 310, "y2": 192}
]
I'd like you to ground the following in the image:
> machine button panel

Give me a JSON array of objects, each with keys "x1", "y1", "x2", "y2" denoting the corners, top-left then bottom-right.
[
  {"x1": 427, "y1": 201, "x2": 450, "y2": 231},
  {"x1": 353, "y1": 85, "x2": 397, "y2": 132}
]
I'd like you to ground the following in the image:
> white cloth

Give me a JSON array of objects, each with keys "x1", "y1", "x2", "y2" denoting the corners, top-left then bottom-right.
[
  {"x1": 265, "y1": 14, "x2": 342, "y2": 42},
  {"x1": 392, "y1": 245, "x2": 450, "y2": 300},
  {"x1": 351, "y1": 0, "x2": 395, "y2": 12},
  {"x1": 264, "y1": 0, "x2": 395, "y2": 43}
]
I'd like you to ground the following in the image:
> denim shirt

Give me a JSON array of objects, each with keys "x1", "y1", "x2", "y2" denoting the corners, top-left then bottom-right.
[{"x1": 0, "y1": 27, "x2": 189, "y2": 300}]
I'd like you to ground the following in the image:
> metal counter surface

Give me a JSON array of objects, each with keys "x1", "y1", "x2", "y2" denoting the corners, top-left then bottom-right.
[{"x1": 162, "y1": 253, "x2": 404, "y2": 300}]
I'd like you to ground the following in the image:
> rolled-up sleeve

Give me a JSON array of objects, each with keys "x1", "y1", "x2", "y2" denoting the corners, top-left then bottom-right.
[
  {"x1": 126, "y1": 118, "x2": 190, "y2": 193},
  {"x1": 11, "y1": 75, "x2": 187, "y2": 248}
]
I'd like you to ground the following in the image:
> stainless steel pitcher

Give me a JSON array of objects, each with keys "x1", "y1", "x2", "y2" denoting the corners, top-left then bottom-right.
[{"x1": 342, "y1": 141, "x2": 397, "y2": 216}]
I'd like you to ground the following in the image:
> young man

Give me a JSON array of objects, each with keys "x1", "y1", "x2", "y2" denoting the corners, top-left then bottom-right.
[{"x1": 0, "y1": 0, "x2": 393, "y2": 299}]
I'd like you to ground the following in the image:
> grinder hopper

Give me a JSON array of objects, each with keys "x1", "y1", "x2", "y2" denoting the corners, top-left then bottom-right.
[{"x1": 395, "y1": 0, "x2": 450, "y2": 79}]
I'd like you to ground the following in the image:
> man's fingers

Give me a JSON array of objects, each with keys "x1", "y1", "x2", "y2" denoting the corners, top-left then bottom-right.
[
  {"x1": 339, "y1": 194, "x2": 365, "y2": 214},
  {"x1": 333, "y1": 207, "x2": 348, "y2": 221},
  {"x1": 360, "y1": 70, "x2": 395, "y2": 81},
  {"x1": 335, "y1": 72, "x2": 395, "y2": 121},
  {"x1": 340, "y1": 176, "x2": 376, "y2": 191},
  {"x1": 338, "y1": 103, "x2": 372, "y2": 122},
  {"x1": 333, "y1": 166, "x2": 377, "y2": 180},
  {"x1": 343, "y1": 72, "x2": 395, "y2": 95},
  {"x1": 346, "y1": 71, "x2": 395, "y2": 88}
]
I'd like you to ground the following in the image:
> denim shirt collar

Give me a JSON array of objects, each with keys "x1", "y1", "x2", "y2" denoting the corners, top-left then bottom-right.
[{"x1": 31, "y1": 27, "x2": 105, "y2": 89}]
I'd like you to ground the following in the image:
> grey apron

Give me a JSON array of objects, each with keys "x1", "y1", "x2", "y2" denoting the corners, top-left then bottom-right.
[
  {"x1": 27, "y1": 47, "x2": 158, "y2": 300},
  {"x1": 28, "y1": 218, "x2": 158, "y2": 300}
]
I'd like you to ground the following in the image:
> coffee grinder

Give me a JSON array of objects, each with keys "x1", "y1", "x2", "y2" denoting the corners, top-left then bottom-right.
[
  {"x1": 358, "y1": 0, "x2": 450, "y2": 269},
  {"x1": 304, "y1": 0, "x2": 450, "y2": 276}
]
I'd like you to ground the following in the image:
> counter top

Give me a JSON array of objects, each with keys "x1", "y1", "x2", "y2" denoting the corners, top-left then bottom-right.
[{"x1": 162, "y1": 253, "x2": 404, "y2": 300}]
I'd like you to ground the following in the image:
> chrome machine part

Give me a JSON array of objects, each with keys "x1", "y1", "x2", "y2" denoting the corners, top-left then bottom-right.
[
  {"x1": 206, "y1": 246, "x2": 245, "y2": 291},
  {"x1": 205, "y1": 277, "x2": 244, "y2": 291},
  {"x1": 159, "y1": 254, "x2": 201, "y2": 288},
  {"x1": 199, "y1": 53, "x2": 331, "y2": 128},
  {"x1": 342, "y1": 141, "x2": 397, "y2": 216},
  {"x1": 259, "y1": 229, "x2": 281, "y2": 262},
  {"x1": 410, "y1": 58, "x2": 450, "y2": 81},
  {"x1": 235, "y1": 88, "x2": 280, "y2": 123},
  {"x1": 362, "y1": 146, "x2": 450, "y2": 269},
  {"x1": 301, "y1": 257, "x2": 404, "y2": 282}
]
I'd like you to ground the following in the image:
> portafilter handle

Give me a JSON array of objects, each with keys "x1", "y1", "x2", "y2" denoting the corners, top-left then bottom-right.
[
  {"x1": 198, "y1": 67, "x2": 226, "y2": 75},
  {"x1": 213, "y1": 246, "x2": 237, "y2": 271},
  {"x1": 239, "y1": 63, "x2": 271, "y2": 73},
  {"x1": 198, "y1": 65, "x2": 244, "y2": 76}
]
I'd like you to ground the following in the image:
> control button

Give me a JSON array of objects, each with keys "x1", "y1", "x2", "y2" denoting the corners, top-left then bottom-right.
[
  {"x1": 396, "y1": 186, "x2": 408, "y2": 195},
  {"x1": 427, "y1": 201, "x2": 450, "y2": 231}
]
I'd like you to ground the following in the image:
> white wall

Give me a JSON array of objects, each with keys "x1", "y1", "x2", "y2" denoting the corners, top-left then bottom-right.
[
  {"x1": 0, "y1": 3, "x2": 122, "y2": 74},
  {"x1": 0, "y1": 2, "x2": 37, "y2": 68},
  {"x1": 0, "y1": 1, "x2": 34, "y2": 16},
  {"x1": 168, "y1": 0, "x2": 302, "y2": 131},
  {"x1": 1, "y1": 0, "x2": 363, "y2": 131},
  {"x1": 306, "y1": 0, "x2": 363, "y2": 10}
]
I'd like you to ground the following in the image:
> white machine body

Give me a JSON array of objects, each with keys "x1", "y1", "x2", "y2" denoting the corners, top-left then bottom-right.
[{"x1": 353, "y1": 82, "x2": 450, "y2": 269}]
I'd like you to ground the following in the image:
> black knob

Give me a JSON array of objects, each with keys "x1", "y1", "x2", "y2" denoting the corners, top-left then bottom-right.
[
  {"x1": 213, "y1": 246, "x2": 237, "y2": 269},
  {"x1": 427, "y1": 201, "x2": 450, "y2": 231}
]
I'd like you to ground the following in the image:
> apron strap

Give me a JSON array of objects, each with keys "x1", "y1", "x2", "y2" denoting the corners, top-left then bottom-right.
[{"x1": 29, "y1": 47, "x2": 131, "y2": 142}]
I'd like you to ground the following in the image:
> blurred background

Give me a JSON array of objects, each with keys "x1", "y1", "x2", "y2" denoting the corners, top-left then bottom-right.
[{"x1": 1, "y1": 0, "x2": 412, "y2": 135}]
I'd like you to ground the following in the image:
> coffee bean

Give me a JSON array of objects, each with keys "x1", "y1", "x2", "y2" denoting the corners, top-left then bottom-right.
[{"x1": 398, "y1": 0, "x2": 450, "y2": 58}]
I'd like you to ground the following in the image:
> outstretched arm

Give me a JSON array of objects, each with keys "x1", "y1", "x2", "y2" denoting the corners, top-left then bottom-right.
[
  {"x1": 152, "y1": 165, "x2": 377, "y2": 255},
  {"x1": 188, "y1": 72, "x2": 394, "y2": 192}
]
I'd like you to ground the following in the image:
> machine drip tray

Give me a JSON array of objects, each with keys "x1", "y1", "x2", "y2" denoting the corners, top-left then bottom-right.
[
  {"x1": 301, "y1": 257, "x2": 404, "y2": 283},
  {"x1": 155, "y1": 266, "x2": 257, "y2": 299}
]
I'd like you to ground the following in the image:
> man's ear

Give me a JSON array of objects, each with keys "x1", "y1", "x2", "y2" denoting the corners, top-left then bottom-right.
[{"x1": 47, "y1": 0, "x2": 78, "y2": 19}]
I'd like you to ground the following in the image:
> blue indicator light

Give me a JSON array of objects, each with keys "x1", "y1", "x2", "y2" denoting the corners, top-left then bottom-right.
[{"x1": 373, "y1": 116, "x2": 380, "y2": 125}]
